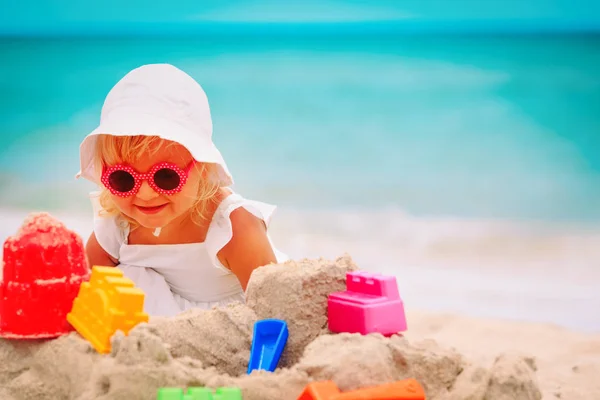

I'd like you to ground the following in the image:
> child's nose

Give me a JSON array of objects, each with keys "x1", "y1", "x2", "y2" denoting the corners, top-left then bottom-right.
[{"x1": 136, "y1": 180, "x2": 159, "y2": 200}]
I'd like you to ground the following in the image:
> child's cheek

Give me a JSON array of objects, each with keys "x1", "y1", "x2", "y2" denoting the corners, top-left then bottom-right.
[
  {"x1": 176, "y1": 184, "x2": 199, "y2": 211},
  {"x1": 111, "y1": 195, "x2": 134, "y2": 215}
]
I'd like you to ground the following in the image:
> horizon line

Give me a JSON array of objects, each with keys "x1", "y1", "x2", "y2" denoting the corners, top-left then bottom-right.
[{"x1": 1, "y1": 18, "x2": 599, "y2": 38}]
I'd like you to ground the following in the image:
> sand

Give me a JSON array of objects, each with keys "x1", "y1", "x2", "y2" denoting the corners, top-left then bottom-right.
[{"x1": 0, "y1": 255, "x2": 599, "y2": 400}]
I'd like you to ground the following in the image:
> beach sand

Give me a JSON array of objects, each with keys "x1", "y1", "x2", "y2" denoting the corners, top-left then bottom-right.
[{"x1": 1, "y1": 255, "x2": 598, "y2": 400}]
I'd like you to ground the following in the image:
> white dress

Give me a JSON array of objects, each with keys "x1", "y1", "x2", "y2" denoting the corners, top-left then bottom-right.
[{"x1": 90, "y1": 191, "x2": 288, "y2": 317}]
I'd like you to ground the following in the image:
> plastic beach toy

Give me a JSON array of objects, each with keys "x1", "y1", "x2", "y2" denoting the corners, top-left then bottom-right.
[
  {"x1": 297, "y1": 378, "x2": 425, "y2": 400},
  {"x1": 247, "y1": 318, "x2": 288, "y2": 374},
  {"x1": 297, "y1": 381, "x2": 341, "y2": 400},
  {"x1": 328, "y1": 271, "x2": 407, "y2": 336},
  {"x1": 0, "y1": 213, "x2": 90, "y2": 339},
  {"x1": 67, "y1": 266, "x2": 149, "y2": 353},
  {"x1": 157, "y1": 387, "x2": 242, "y2": 400}
]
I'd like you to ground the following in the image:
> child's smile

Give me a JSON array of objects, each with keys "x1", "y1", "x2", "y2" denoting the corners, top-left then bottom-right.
[{"x1": 133, "y1": 203, "x2": 169, "y2": 215}]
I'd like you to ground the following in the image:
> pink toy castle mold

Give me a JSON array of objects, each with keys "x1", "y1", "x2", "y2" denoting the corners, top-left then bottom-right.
[{"x1": 327, "y1": 271, "x2": 407, "y2": 336}]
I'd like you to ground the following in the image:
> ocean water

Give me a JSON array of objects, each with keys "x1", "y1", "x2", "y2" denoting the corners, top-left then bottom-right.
[{"x1": 1, "y1": 35, "x2": 599, "y2": 331}]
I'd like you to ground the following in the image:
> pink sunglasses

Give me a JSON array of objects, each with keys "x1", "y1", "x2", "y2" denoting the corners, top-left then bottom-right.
[{"x1": 101, "y1": 161, "x2": 195, "y2": 197}]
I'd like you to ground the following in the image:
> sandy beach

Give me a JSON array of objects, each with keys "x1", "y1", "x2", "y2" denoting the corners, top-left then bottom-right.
[
  {"x1": 0, "y1": 213, "x2": 600, "y2": 400},
  {"x1": 406, "y1": 310, "x2": 600, "y2": 399},
  {"x1": 0, "y1": 248, "x2": 599, "y2": 399}
]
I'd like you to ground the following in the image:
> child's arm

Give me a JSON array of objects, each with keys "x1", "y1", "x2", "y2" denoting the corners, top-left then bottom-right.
[
  {"x1": 85, "y1": 232, "x2": 118, "y2": 267},
  {"x1": 218, "y1": 208, "x2": 277, "y2": 291}
]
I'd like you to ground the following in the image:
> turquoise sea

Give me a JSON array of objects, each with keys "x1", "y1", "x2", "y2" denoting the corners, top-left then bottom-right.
[
  {"x1": 1, "y1": 34, "x2": 599, "y2": 330},
  {"x1": 1, "y1": 35, "x2": 599, "y2": 219}
]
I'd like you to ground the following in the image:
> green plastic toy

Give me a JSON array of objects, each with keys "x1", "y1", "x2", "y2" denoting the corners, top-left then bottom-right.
[{"x1": 157, "y1": 387, "x2": 242, "y2": 400}]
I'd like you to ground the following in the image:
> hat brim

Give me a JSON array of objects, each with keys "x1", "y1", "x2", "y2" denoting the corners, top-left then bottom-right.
[{"x1": 76, "y1": 112, "x2": 233, "y2": 187}]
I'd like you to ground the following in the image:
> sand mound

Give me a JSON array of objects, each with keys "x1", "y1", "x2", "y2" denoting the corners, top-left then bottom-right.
[{"x1": 0, "y1": 255, "x2": 542, "y2": 400}]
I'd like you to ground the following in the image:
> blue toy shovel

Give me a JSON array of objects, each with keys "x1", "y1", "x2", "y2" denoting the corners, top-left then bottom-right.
[{"x1": 247, "y1": 319, "x2": 288, "y2": 374}]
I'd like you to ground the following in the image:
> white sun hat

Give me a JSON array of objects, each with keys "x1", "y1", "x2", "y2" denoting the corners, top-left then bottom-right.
[{"x1": 76, "y1": 63, "x2": 233, "y2": 187}]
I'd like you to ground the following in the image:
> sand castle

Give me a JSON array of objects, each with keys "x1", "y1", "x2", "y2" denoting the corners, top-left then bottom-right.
[{"x1": 0, "y1": 213, "x2": 543, "y2": 399}]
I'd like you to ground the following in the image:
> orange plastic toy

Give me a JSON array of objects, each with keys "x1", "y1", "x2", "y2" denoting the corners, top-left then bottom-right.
[
  {"x1": 297, "y1": 379, "x2": 425, "y2": 400},
  {"x1": 298, "y1": 381, "x2": 341, "y2": 400},
  {"x1": 67, "y1": 266, "x2": 149, "y2": 353}
]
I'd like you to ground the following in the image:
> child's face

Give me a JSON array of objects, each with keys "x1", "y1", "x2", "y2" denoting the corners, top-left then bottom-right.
[{"x1": 108, "y1": 142, "x2": 201, "y2": 229}]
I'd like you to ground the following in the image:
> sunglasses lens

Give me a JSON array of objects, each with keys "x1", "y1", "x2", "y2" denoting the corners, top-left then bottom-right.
[
  {"x1": 154, "y1": 168, "x2": 181, "y2": 191},
  {"x1": 108, "y1": 170, "x2": 135, "y2": 193}
]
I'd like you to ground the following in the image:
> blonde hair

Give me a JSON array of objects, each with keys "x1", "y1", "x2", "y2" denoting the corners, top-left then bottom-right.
[{"x1": 94, "y1": 134, "x2": 221, "y2": 228}]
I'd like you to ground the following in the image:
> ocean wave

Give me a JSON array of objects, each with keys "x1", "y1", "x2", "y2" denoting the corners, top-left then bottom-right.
[{"x1": 1, "y1": 198, "x2": 599, "y2": 274}]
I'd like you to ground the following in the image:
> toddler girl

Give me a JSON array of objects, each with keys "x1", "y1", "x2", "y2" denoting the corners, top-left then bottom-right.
[{"x1": 77, "y1": 64, "x2": 288, "y2": 317}]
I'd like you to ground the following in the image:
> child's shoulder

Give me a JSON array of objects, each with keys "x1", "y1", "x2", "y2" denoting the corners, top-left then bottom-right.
[
  {"x1": 211, "y1": 190, "x2": 279, "y2": 279},
  {"x1": 211, "y1": 189, "x2": 277, "y2": 229}
]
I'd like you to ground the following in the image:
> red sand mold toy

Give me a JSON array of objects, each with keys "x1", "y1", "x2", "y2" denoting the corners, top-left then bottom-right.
[
  {"x1": 0, "y1": 212, "x2": 90, "y2": 338},
  {"x1": 328, "y1": 271, "x2": 407, "y2": 336}
]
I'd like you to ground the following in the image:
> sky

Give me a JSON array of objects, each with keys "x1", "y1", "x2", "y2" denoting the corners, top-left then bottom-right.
[{"x1": 0, "y1": 0, "x2": 599, "y2": 35}]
